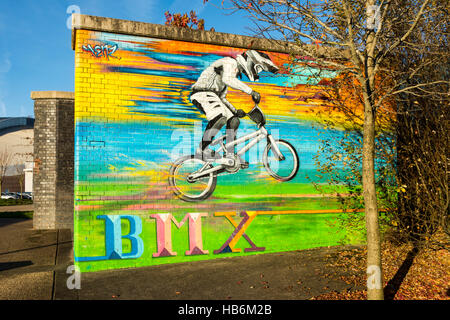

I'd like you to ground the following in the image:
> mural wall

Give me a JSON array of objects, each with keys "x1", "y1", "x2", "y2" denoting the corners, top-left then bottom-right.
[{"x1": 74, "y1": 29, "x2": 354, "y2": 272}]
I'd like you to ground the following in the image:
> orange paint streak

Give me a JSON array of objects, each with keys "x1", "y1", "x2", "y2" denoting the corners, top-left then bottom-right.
[{"x1": 215, "y1": 208, "x2": 387, "y2": 216}]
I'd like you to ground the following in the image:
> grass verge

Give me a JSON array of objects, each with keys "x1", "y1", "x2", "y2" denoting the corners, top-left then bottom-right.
[
  {"x1": 0, "y1": 199, "x2": 33, "y2": 206},
  {"x1": 0, "y1": 211, "x2": 33, "y2": 219}
]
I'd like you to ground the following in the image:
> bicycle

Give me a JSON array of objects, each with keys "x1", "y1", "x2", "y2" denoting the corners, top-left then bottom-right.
[{"x1": 168, "y1": 104, "x2": 299, "y2": 202}]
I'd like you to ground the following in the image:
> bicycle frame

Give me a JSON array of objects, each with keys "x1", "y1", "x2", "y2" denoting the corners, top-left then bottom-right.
[{"x1": 188, "y1": 125, "x2": 284, "y2": 180}]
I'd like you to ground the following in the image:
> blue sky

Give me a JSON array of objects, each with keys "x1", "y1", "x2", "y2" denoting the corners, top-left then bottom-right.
[{"x1": 0, "y1": 0, "x2": 250, "y2": 117}]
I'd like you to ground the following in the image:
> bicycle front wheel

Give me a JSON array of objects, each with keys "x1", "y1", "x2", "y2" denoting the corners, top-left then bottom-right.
[
  {"x1": 262, "y1": 139, "x2": 299, "y2": 181},
  {"x1": 168, "y1": 155, "x2": 217, "y2": 202}
]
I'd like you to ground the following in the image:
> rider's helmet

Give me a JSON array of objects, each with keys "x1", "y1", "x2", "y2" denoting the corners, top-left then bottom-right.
[{"x1": 236, "y1": 50, "x2": 279, "y2": 81}]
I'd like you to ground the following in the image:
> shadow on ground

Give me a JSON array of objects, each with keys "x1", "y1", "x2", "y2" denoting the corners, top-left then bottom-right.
[
  {"x1": 74, "y1": 247, "x2": 363, "y2": 300},
  {"x1": 0, "y1": 217, "x2": 364, "y2": 300}
]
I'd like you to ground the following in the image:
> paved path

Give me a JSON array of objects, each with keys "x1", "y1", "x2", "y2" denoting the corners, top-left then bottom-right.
[
  {"x1": 0, "y1": 217, "x2": 363, "y2": 300},
  {"x1": 0, "y1": 219, "x2": 74, "y2": 300},
  {"x1": 77, "y1": 247, "x2": 357, "y2": 300}
]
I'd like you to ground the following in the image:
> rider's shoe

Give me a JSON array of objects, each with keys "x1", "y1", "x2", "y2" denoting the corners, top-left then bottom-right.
[
  {"x1": 240, "y1": 160, "x2": 249, "y2": 169},
  {"x1": 238, "y1": 155, "x2": 249, "y2": 169}
]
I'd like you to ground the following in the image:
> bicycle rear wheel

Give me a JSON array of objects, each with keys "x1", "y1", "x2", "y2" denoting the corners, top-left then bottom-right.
[
  {"x1": 262, "y1": 139, "x2": 299, "y2": 181},
  {"x1": 168, "y1": 155, "x2": 217, "y2": 202}
]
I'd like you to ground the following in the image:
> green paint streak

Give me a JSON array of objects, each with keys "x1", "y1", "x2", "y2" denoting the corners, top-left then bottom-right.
[
  {"x1": 215, "y1": 182, "x2": 347, "y2": 196},
  {"x1": 74, "y1": 211, "x2": 363, "y2": 272},
  {"x1": 74, "y1": 178, "x2": 359, "y2": 273}
]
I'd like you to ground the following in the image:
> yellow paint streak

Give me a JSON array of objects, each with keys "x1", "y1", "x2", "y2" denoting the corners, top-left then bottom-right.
[{"x1": 74, "y1": 30, "x2": 352, "y2": 126}]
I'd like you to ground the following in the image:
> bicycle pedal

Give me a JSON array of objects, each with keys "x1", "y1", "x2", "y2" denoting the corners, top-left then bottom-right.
[
  {"x1": 215, "y1": 157, "x2": 235, "y2": 166},
  {"x1": 240, "y1": 162, "x2": 249, "y2": 169}
]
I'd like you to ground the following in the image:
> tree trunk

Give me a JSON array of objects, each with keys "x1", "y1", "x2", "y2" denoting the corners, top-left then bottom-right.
[
  {"x1": 362, "y1": 96, "x2": 384, "y2": 300},
  {"x1": 362, "y1": 0, "x2": 383, "y2": 299}
]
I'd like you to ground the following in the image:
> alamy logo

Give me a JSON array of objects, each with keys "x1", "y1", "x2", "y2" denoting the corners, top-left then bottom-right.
[
  {"x1": 367, "y1": 265, "x2": 382, "y2": 289},
  {"x1": 66, "y1": 5, "x2": 81, "y2": 30},
  {"x1": 66, "y1": 265, "x2": 81, "y2": 290},
  {"x1": 367, "y1": 5, "x2": 381, "y2": 30}
]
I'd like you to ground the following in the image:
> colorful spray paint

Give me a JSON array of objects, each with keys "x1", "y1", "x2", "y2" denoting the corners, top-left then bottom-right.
[{"x1": 74, "y1": 29, "x2": 356, "y2": 272}]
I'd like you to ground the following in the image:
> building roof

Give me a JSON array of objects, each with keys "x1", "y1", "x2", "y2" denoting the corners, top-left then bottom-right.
[{"x1": 0, "y1": 117, "x2": 34, "y2": 136}]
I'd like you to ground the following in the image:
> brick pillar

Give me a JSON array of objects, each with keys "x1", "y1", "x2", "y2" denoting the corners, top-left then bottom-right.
[{"x1": 31, "y1": 91, "x2": 74, "y2": 230}]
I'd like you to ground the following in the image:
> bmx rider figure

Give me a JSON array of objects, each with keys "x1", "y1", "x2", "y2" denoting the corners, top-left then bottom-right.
[{"x1": 190, "y1": 50, "x2": 279, "y2": 162}]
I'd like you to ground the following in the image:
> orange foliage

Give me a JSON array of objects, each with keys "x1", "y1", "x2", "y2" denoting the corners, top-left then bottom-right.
[
  {"x1": 324, "y1": 70, "x2": 396, "y2": 130},
  {"x1": 164, "y1": 11, "x2": 205, "y2": 30}
]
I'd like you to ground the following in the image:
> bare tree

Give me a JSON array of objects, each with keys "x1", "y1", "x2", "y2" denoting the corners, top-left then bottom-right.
[
  {"x1": 11, "y1": 133, "x2": 34, "y2": 198},
  {"x1": 392, "y1": 2, "x2": 449, "y2": 248},
  {"x1": 216, "y1": 0, "x2": 448, "y2": 299},
  {"x1": 0, "y1": 147, "x2": 14, "y2": 194},
  {"x1": 12, "y1": 155, "x2": 25, "y2": 198}
]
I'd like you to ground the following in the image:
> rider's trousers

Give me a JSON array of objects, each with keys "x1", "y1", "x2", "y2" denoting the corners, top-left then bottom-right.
[{"x1": 200, "y1": 114, "x2": 240, "y2": 154}]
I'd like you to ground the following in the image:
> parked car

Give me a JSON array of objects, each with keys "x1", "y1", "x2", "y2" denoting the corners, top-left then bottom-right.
[
  {"x1": 24, "y1": 192, "x2": 33, "y2": 199},
  {"x1": 1, "y1": 192, "x2": 17, "y2": 200},
  {"x1": 17, "y1": 192, "x2": 33, "y2": 200}
]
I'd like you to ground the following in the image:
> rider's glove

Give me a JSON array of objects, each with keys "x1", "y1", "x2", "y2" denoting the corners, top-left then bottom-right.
[
  {"x1": 236, "y1": 109, "x2": 246, "y2": 118},
  {"x1": 251, "y1": 91, "x2": 261, "y2": 104}
]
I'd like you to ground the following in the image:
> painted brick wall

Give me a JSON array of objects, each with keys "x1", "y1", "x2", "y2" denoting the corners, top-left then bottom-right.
[{"x1": 73, "y1": 25, "x2": 357, "y2": 272}]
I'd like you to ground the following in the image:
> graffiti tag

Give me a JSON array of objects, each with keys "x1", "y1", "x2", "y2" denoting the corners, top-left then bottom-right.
[{"x1": 82, "y1": 44, "x2": 120, "y2": 60}]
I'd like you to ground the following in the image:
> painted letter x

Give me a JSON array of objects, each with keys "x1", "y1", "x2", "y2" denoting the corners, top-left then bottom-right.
[{"x1": 214, "y1": 211, "x2": 265, "y2": 254}]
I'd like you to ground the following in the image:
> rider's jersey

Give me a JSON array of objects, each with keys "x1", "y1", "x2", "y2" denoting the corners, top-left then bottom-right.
[{"x1": 191, "y1": 57, "x2": 253, "y2": 96}]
